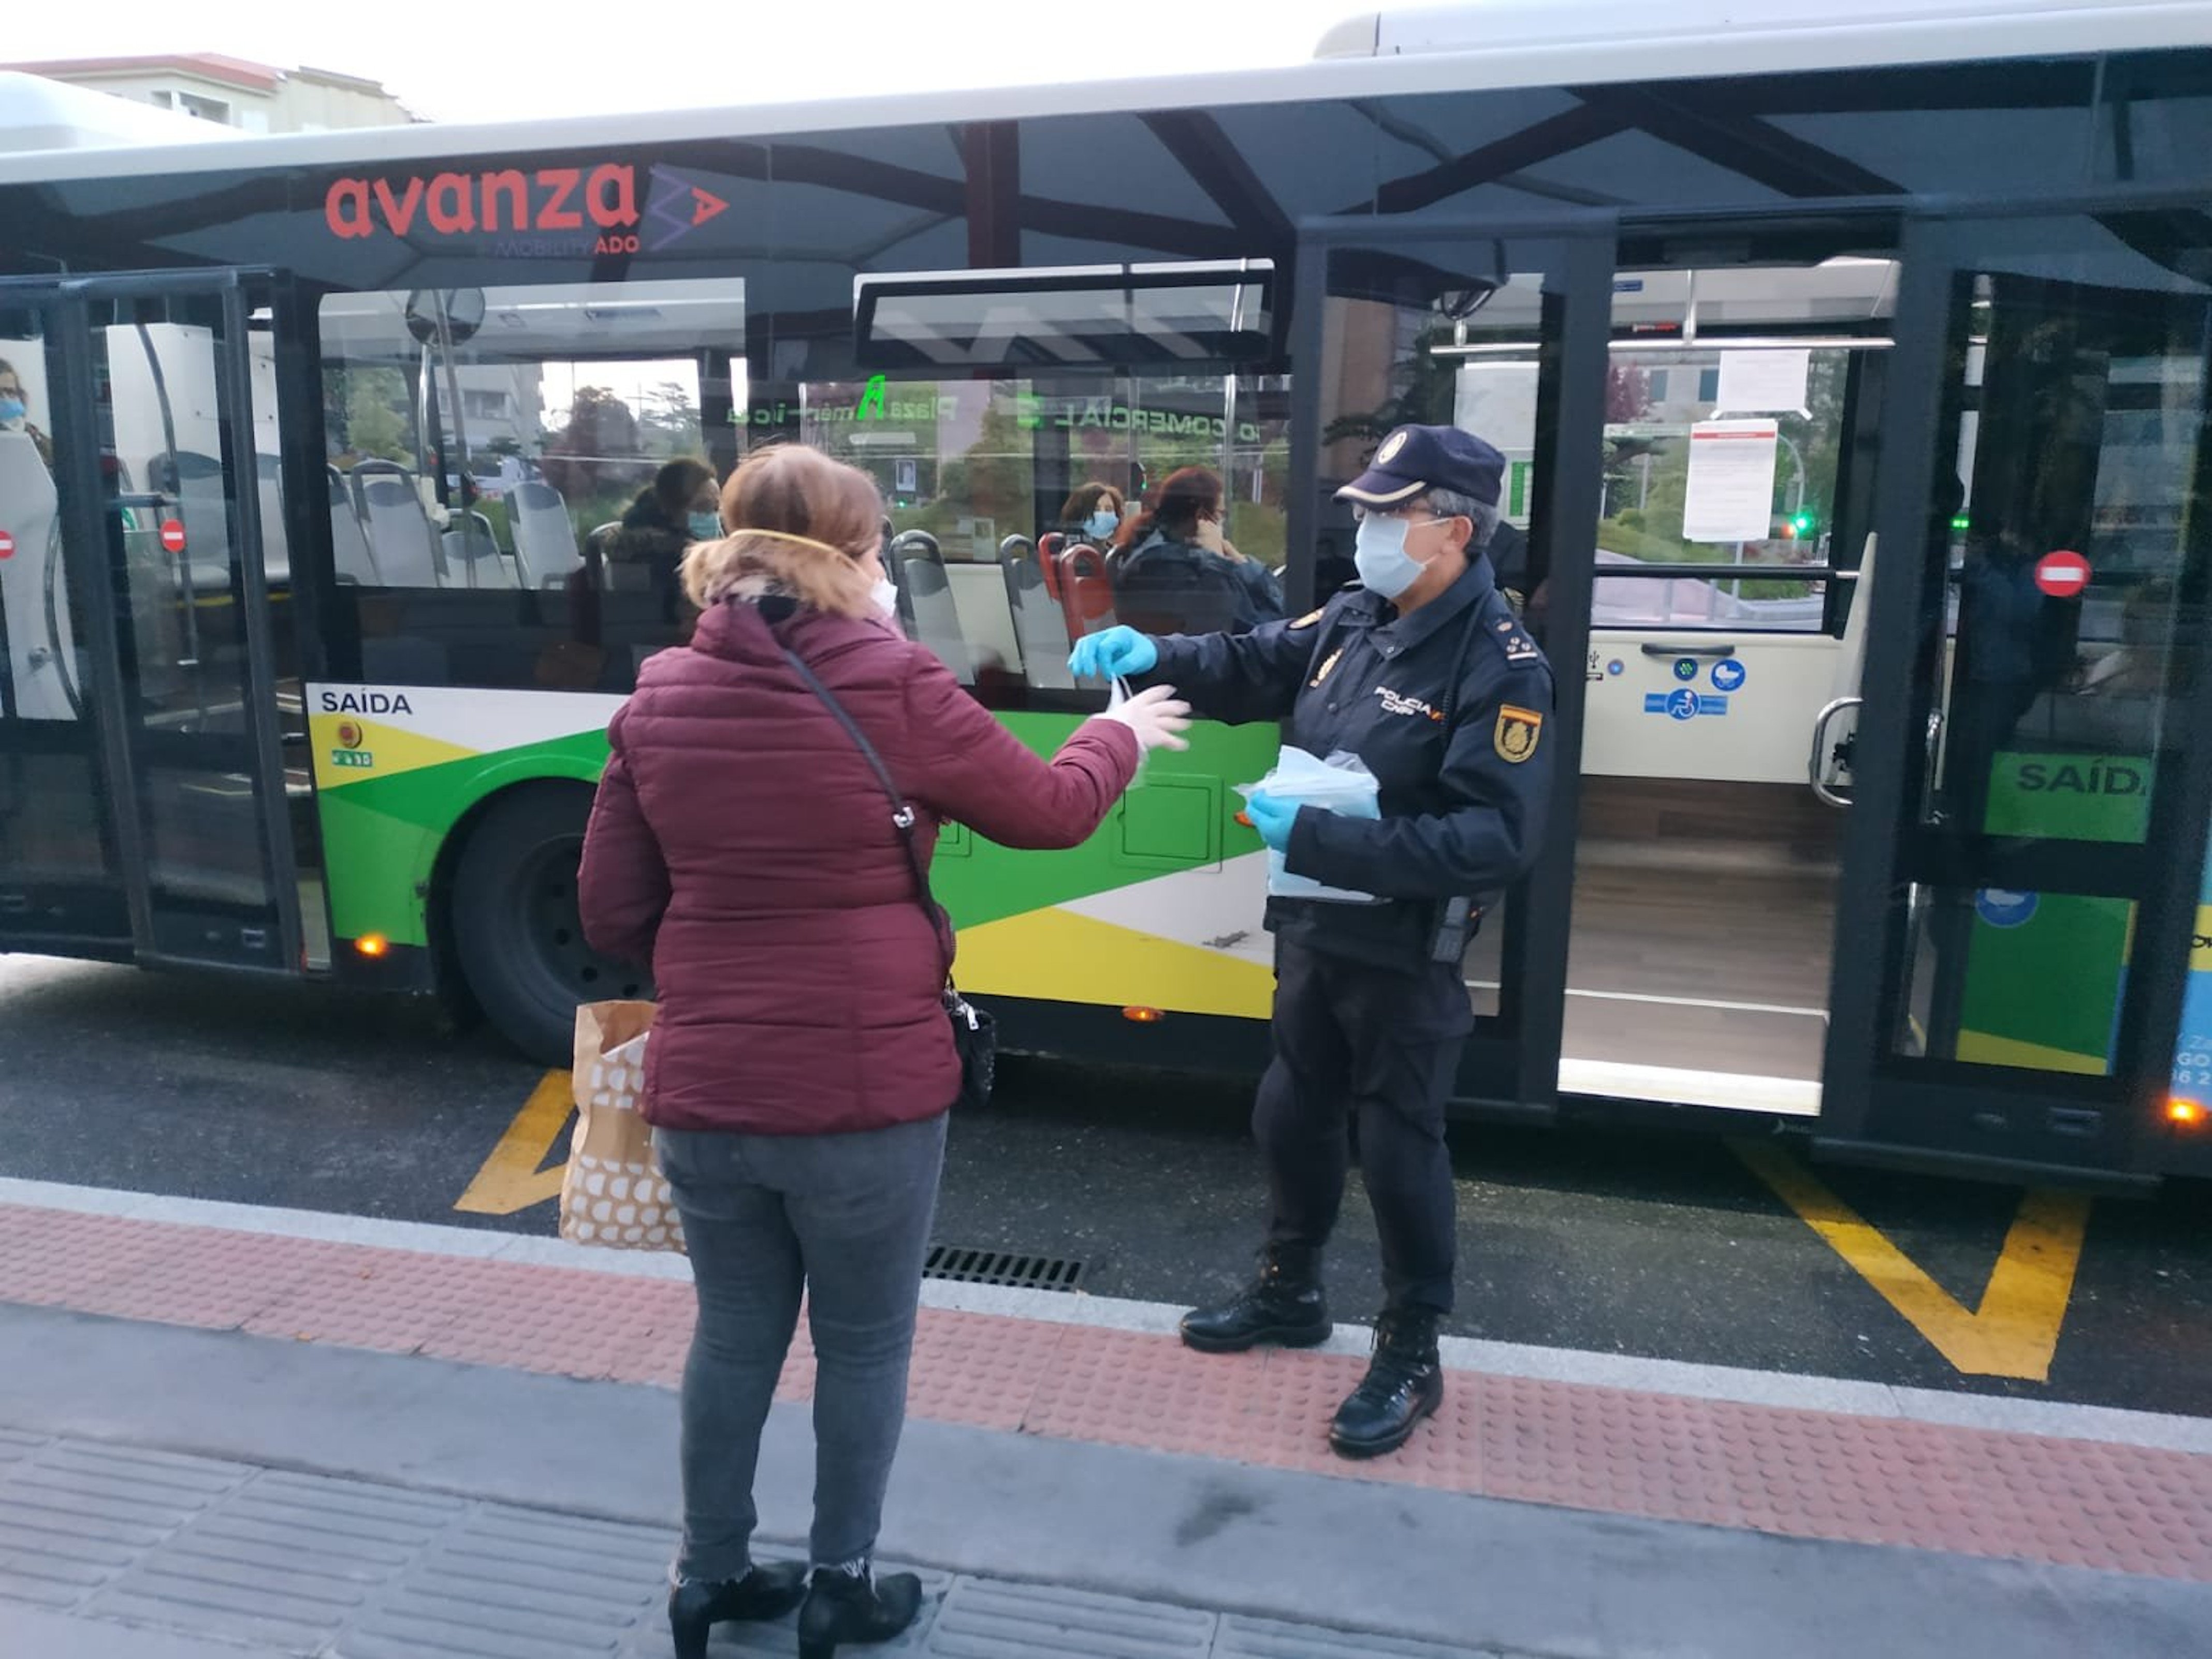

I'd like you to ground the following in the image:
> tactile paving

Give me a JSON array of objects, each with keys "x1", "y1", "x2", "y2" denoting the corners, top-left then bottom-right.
[
  {"x1": 6, "y1": 1200, "x2": 2212, "y2": 1583},
  {"x1": 930, "y1": 1576, "x2": 1216, "y2": 1657},
  {"x1": 0, "y1": 1440, "x2": 253, "y2": 1611},
  {"x1": 341, "y1": 1502, "x2": 667, "y2": 1658},
  {"x1": 1215, "y1": 1613, "x2": 1500, "y2": 1658}
]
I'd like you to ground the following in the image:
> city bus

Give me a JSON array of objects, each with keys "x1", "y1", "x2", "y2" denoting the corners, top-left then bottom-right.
[{"x1": 3, "y1": 0, "x2": 2210, "y2": 1185}]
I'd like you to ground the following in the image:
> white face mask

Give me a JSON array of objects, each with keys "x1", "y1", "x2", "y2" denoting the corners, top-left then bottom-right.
[
  {"x1": 1352, "y1": 513, "x2": 1448, "y2": 600},
  {"x1": 871, "y1": 576, "x2": 899, "y2": 618}
]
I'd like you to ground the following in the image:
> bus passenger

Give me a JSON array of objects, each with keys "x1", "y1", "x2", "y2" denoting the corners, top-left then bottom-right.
[
  {"x1": 1070, "y1": 425, "x2": 1554, "y2": 1460},
  {"x1": 1057, "y1": 480, "x2": 1127, "y2": 546},
  {"x1": 0, "y1": 359, "x2": 53, "y2": 470},
  {"x1": 1111, "y1": 466, "x2": 1285, "y2": 635},
  {"x1": 607, "y1": 457, "x2": 720, "y2": 580},
  {"x1": 577, "y1": 443, "x2": 1190, "y2": 1659}
]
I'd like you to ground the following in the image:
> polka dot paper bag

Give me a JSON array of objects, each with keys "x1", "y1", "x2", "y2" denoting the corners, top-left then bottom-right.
[{"x1": 560, "y1": 1000, "x2": 685, "y2": 1253}]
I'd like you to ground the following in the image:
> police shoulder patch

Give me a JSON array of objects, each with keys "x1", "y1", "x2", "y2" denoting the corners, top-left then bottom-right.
[{"x1": 1494, "y1": 704, "x2": 1543, "y2": 764}]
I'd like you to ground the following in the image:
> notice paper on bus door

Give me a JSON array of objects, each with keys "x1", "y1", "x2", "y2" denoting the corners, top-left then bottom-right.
[
  {"x1": 1714, "y1": 348, "x2": 1811, "y2": 415},
  {"x1": 1682, "y1": 419, "x2": 1781, "y2": 543}
]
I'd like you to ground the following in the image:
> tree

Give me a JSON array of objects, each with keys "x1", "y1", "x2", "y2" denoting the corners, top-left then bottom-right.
[
  {"x1": 540, "y1": 387, "x2": 648, "y2": 499},
  {"x1": 637, "y1": 380, "x2": 703, "y2": 458},
  {"x1": 333, "y1": 368, "x2": 415, "y2": 466}
]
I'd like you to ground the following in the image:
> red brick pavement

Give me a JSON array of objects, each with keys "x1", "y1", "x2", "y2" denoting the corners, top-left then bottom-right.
[{"x1": 3, "y1": 1201, "x2": 2207, "y2": 1581}]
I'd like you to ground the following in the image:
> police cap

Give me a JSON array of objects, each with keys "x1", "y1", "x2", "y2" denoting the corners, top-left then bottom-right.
[{"x1": 1335, "y1": 424, "x2": 1505, "y2": 510}]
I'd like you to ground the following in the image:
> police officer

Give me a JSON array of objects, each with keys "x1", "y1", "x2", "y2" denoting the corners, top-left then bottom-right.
[{"x1": 1069, "y1": 425, "x2": 1553, "y2": 1458}]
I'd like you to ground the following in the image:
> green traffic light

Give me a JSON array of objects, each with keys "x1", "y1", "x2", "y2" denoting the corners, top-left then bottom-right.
[{"x1": 1792, "y1": 511, "x2": 1815, "y2": 535}]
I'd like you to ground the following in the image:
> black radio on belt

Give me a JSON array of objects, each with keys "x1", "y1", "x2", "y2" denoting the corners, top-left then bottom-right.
[
  {"x1": 1429, "y1": 896, "x2": 1477, "y2": 963},
  {"x1": 1426, "y1": 588, "x2": 1494, "y2": 967}
]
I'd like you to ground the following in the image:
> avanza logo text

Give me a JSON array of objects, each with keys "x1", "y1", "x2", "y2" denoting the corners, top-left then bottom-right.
[{"x1": 324, "y1": 165, "x2": 728, "y2": 255}]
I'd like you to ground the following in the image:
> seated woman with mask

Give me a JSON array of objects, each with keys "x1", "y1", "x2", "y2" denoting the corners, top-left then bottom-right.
[
  {"x1": 608, "y1": 458, "x2": 722, "y2": 581},
  {"x1": 1111, "y1": 467, "x2": 1284, "y2": 636},
  {"x1": 0, "y1": 359, "x2": 53, "y2": 469},
  {"x1": 1058, "y1": 481, "x2": 1127, "y2": 548}
]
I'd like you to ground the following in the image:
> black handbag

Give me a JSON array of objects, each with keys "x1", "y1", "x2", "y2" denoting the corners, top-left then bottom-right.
[{"x1": 780, "y1": 645, "x2": 998, "y2": 1110}]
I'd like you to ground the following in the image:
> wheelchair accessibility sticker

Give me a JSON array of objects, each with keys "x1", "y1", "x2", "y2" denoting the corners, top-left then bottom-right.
[{"x1": 1646, "y1": 690, "x2": 1729, "y2": 720}]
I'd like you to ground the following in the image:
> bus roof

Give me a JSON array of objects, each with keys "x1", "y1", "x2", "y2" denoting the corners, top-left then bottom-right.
[
  {"x1": 0, "y1": 69, "x2": 244, "y2": 156},
  {"x1": 0, "y1": 0, "x2": 2205, "y2": 186}
]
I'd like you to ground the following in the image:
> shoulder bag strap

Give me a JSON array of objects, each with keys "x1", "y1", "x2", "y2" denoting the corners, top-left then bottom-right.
[{"x1": 778, "y1": 643, "x2": 955, "y2": 981}]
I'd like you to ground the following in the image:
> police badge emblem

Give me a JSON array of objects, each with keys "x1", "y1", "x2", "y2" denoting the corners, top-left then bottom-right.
[{"x1": 1494, "y1": 705, "x2": 1542, "y2": 763}]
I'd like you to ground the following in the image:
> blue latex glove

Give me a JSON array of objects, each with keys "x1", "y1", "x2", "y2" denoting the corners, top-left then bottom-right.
[
  {"x1": 1243, "y1": 790, "x2": 1300, "y2": 853},
  {"x1": 1068, "y1": 626, "x2": 1158, "y2": 681}
]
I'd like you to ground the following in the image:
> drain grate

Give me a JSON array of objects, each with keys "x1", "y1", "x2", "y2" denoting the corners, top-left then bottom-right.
[{"x1": 923, "y1": 1245, "x2": 1084, "y2": 1292}]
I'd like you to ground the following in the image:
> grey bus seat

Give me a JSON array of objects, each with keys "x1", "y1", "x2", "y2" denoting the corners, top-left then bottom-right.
[
  {"x1": 358, "y1": 474, "x2": 444, "y2": 588},
  {"x1": 889, "y1": 530, "x2": 972, "y2": 684},
  {"x1": 256, "y1": 453, "x2": 289, "y2": 586},
  {"x1": 441, "y1": 511, "x2": 518, "y2": 589},
  {"x1": 148, "y1": 450, "x2": 234, "y2": 595},
  {"x1": 1004, "y1": 547, "x2": 1074, "y2": 690},
  {"x1": 347, "y1": 458, "x2": 411, "y2": 523},
  {"x1": 587, "y1": 522, "x2": 654, "y2": 593},
  {"x1": 328, "y1": 466, "x2": 380, "y2": 585},
  {"x1": 0, "y1": 431, "x2": 76, "y2": 721},
  {"x1": 510, "y1": 479, "x2": 583, "y2": 589}
]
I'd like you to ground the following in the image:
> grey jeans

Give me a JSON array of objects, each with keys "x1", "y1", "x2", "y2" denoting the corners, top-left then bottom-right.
[{"x1": 654, "y1": 1112, "x2": 948, "y2": 1578}]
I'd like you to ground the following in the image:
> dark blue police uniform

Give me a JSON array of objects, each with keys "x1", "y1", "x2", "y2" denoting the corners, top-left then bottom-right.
[
  {"x1": 1115, "y1": 423, "x2": 1553, "y2": 1460},
  {"x1": 1147, "y1": 551, "x2": 1553, "y2": 1315}
]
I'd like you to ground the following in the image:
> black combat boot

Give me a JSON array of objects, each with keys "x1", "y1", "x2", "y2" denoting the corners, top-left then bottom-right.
[
  {"x1": 667, "y1": 1560, "x2": 809, "y2": 1659},
  {"x1": 796, "y1": 1562, "x2": 924, "y2": 1659},
  {"x1": 1179, "y1": 1246, "x2": 1330, "y2": 1354},
  {"x1": 1328, "y1": 1308, "x2": 1443, "y2": 1458}
]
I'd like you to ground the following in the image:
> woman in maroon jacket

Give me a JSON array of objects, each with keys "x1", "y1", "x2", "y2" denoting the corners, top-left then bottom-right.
[{"x1": 578, "y1": 444, "x2": 1188, "y2": 1659}]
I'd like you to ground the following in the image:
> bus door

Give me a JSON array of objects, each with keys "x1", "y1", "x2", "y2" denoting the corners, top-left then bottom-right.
[
  {"x1": 0, "y1": 274, "x2": 302, "y2": 975},
  {"x1": 1553, "y1": 214, "x2": 1901, "y2": 1120},
  {"x1": 1300, "y1": 218, "x2": 1616, "y2": 1114},
  {"x1": 1821, "y1": 201, "x2": 2212, "y2": 1178}
]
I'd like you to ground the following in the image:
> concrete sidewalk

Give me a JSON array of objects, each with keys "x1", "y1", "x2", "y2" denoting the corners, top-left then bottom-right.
[
  {"x1": 0, "y1": 1175, "x2": 2208, "y2": 1657},
  {"x1": 0, "y1": 1299, "x2": 2206, "y2": 1659}
]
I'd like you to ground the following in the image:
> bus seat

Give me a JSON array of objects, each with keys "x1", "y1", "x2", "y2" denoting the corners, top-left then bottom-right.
[
  {"x1": 327, "y1": 467, "x2": 381, "y2": 586},
  {"x1": 148, "y1": 450, "x2": 234, "y2": 596},
  {"x1": 256, "y1": 453, "x2": 289, "y2": 587},
  {"x1": 901, "y1": 556, "x2": 974, "y2": 683},
  {"x1": 358, "y1": 474, "x2": 444, "y2": 588},
  {"x1": 1038, "y1": 532, "x2": 1066, "y2": 600},
  {"x1": 510, "y1": 480, "x2": 583, "y2": 589},
  {"x1": 585, "y1": 521, "x2": 656, "y2": 593},
  {"x1": 1055, "y1": 545, "x2": 1117, "y2": 641},
  {"x1": 441, "y1": 512, "x2": 518, "y2": 589},
  {"x1": 0, "y1": 431, "x2": 76, "y2": 722},
  {"x1": 347, "y1": 457, "x2": 412, "y2": 523},
  {"x1": 1005, "y1": 552, "x2": 1075, "y2": 689}
]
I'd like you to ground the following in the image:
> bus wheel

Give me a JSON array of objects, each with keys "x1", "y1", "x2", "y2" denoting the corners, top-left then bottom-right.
[{"x1": 450, "y1": 784, "x2": 650, "y2": 1066}]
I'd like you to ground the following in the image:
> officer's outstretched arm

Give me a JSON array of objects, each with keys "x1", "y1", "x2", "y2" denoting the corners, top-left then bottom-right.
[
  {"x1": 1144, "y1": 606, "x2": 1331, "y2": 725},
  {"x1": 1280, "y1": 660, "x2": 1554, "y2": 899}
]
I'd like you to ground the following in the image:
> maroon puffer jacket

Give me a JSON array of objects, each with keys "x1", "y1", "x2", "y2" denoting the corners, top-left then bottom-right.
[{"x1": 578, "y1": 597, "x2": 1138, "y2": 1136}]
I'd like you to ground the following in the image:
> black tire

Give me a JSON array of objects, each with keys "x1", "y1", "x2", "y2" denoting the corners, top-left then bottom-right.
[{"x1": 450, "y1": 783, "x2": 651, "y2": 1067}]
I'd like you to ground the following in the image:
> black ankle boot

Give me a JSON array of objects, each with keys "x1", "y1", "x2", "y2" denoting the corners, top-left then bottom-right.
[
  {"x1": 797, "y1": 1564, "x2": 924, "y2": 1659},
  {"x1": 1329, "y1": 1308, "x2": 1443, "y2": 1458},
  {"x1": 667, "y1": 1560, "x2": 808, "y2": 1659},
  {"x1": 1180, "y1": 1246, "x2": 1330, "y2": 1354}
]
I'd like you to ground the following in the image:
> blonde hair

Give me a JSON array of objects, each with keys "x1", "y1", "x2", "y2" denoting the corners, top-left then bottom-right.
[{"x1": 681, "y1": 444, "x2": 884, "y2": 615}]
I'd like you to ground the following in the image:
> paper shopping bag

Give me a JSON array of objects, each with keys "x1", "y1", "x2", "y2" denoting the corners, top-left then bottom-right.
[{"x1": 559, "y1": 1000, "x2": 686, "y2": 1253}]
